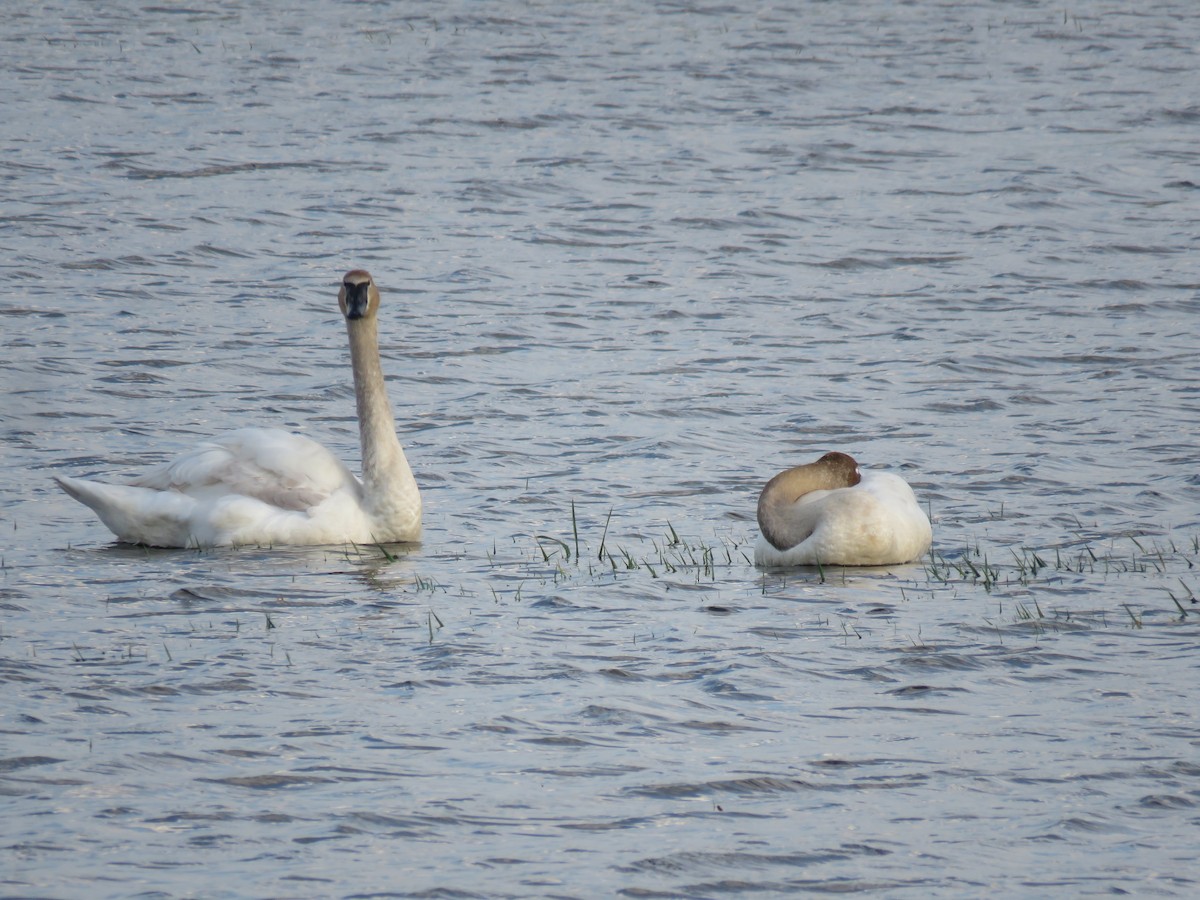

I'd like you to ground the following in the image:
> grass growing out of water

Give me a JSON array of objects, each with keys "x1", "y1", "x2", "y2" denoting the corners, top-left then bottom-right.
[
  {"x1": 923, "y1": 538, "x2": 1196, "y2": 624},
  {"x1": 530, "y1": 506, "x2": 747, "y2": 586},
  {"x1": 1165, "y1": 578, "x2": 1195, "y2": 617},
  {"x1": 515, "y1": 503, "x2": 1199, "y2": 622},
  {"x1": 338, "y1": 498, "x2": 1197, "y2": 626},
  {"x1": 922, "y1": 535, "x2": 1197, "y2": 598}
]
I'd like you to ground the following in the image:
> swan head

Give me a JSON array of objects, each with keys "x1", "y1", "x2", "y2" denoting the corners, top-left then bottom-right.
[
  {"x1": 339, "y1": 269, "x2": 381, "y2": 321},
  {"x1": 763, "y1": 452, "x2": 861, "y2": 497},
  {"x1": 809, "y1": 451, "x2": 862, "y2": 488}
]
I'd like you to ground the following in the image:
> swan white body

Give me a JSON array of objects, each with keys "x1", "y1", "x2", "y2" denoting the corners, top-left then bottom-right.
[
  {"x1": 55, "y1": 270, "x2": 421, "y2": 548},
  {"x1": 754, "y1": 452, "x2": 931, "y2": 567}
]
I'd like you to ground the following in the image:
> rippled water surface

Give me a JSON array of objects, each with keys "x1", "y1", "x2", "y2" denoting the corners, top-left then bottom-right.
[{"x1": 3, "y1": 1, "x2": 1199, "y2": 896}]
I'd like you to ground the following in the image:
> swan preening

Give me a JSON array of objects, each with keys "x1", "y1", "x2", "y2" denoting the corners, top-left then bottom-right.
[
  {"x1": 754, "y1": 451, "x2": 931, "y2": 567},
  {"x1": 55, "y1": 270, "x2": 422, "y2": 548}
]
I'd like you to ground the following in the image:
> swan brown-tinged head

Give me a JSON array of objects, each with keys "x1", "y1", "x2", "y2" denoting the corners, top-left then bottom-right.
[
  {"x1": 339, "y1": 269, "x2": 380, "y2": 321},
  {"x1": 763, "y1": 452, "x2": 861, "y2": 497},
  {"x1": 809, "y1": 452, "x2": 861, "y2": 487},
  {"x1": 757, "y1": 451, "x2": 862, "y2": 551}
]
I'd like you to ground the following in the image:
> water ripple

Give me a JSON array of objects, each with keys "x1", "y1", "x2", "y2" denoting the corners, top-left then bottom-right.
[{"x1": 3, "y1": 0, "x2": 1199, "y2": 896}]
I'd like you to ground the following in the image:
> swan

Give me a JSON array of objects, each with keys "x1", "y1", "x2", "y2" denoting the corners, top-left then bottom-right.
[
  {"x1": 754, "y1": 451, "x2": 931, "y2": 567},
  {"x1": 54, "y1": 269, "x2": 422, "y2": 548}
]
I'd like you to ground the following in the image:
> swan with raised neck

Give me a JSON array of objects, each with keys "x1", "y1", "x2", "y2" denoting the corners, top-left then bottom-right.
[
  {"x1": 54, "y1": 269, "x2": 422, "y2": 547},
  {"x1": 754, "y1": 451, "x2": 931, "y2": 567},
  {"x1": 340, "y1": 269, "x2": 419, "y2": 531}
]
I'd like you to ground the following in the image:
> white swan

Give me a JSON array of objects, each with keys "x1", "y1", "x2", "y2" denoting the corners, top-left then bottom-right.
[
  {"x1": 54, "y1": 270, "x2": 422, "y2": 548},
  {"x1": 754, "y1": 451, "x2": 931, "y2": 567}
]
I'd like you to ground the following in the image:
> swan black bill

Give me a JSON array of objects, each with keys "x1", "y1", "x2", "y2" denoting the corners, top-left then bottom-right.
[{"x1": 344, "y1": 281, "x2": 371, "y2": 319}]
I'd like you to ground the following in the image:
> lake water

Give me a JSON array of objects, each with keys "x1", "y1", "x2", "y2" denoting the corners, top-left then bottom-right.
[{"x1": 3, "y1": 0, "x2": 1199, "y2": 896}]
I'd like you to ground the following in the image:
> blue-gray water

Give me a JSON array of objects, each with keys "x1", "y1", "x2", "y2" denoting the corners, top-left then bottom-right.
[{"x1": 3, "y1": 1, "x2": 1199, "y2": 896}]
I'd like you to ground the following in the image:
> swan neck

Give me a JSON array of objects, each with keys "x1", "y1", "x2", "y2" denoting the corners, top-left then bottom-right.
[
  {"x1": 347, "y1": 316, "x2": 403, "y2": 485},
  {"x1": 757, "y1": 463, "x2": 849, "y2": 551},
  {"x1": 757, "y1": 472, "x2": 797, "y2": 551}
]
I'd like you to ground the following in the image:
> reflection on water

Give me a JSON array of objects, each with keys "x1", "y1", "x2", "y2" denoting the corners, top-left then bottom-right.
[{"x1": 2, "y1": 0, "x2": 1199, "y2": 896}]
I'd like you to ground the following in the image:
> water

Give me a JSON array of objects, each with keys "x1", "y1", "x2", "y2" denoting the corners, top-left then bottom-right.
[{"x1": 3, "y1": 0, "x2": 1199, "y2": 896}]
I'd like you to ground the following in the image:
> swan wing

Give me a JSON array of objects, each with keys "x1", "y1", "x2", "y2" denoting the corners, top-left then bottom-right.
[
  {"x1": 54, "y1": 475, "x2": 200, "y2": 547},
  {"x1": 130, "y1": 427, "x2": 360, "y2": 511}
]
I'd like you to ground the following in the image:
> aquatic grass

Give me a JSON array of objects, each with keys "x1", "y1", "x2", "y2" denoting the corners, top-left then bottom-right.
[
  {"x1": 925, "y1": 549, "x2": 1002, "y2": 591},
  {"x1": 46, "y1": 525, "x2": 1199, "y2": 674},
  {"x1": 613, "y1": 546, "x2": 640, "y2": 571},
  {"x1": 521, "y1": 510, "x2": 750, "y2": 590},
  {"x1": 597, "y1": 507, "x2": 613, "y2": 561},
  {"x1": 427, "y1": 609, "x2": 444, "y2": 642},
  {"x1": 1166, "y1": 591, "x2": 1190, "y2": 617},
  {"x1": 665, "y1": 521, "x2": 681, "y2": 547},
  {"x1": 1165, "y1": 578, "x2": 1194, "y2": 618},
  {"x1": 571, "y1": 499, "x2": 580, "y2": 561},
  {"x1": 535, "y1": 534, "x2": 571, "y2": 563},
  {"x1": 411, "y1": 573, "x2": 444, "y2": 594},
  {"x1": 1014, "y1": 599, "x2": 1045, "y2": 621},
  {"x1": 505, "y1": 502, "x2": 1198, "y2": 622},
  {"x1": 923, "y1": 535, "x2": 1198, "y2": 595},
  {"x1": 1010, "y1": 548, "x2": 1046, "y2": 578}
]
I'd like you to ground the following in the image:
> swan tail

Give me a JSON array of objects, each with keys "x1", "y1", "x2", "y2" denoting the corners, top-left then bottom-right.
[{"x1": 54, "y1": 475, "x2": 198, "y2": 547}]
